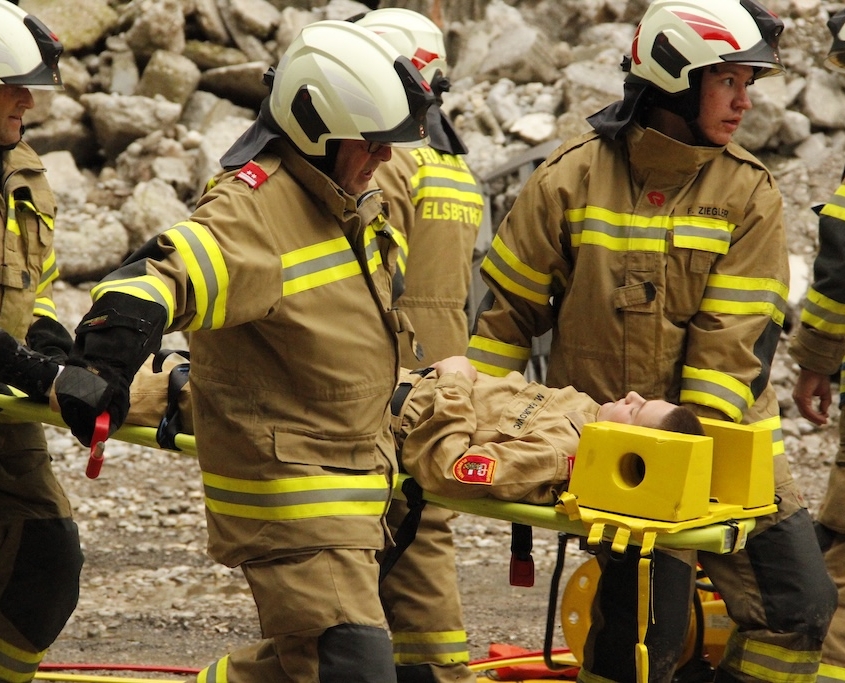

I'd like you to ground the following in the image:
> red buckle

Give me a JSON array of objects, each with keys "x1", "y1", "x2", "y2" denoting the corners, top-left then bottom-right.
[
  {"x1": 510, "y1": 554, "x2": 535, "y2": 587},
  {"x1": 85, "y1": 412, "x2": 110, "y2": 479}
]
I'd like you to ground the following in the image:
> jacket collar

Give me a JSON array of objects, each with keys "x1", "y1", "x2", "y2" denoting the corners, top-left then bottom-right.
[
  {"x1": 626, "y1": 124, "x2": 724, "y2": 187},
  {"x1": 273, "y1": 137, "x2": 385, "y2": 238}
]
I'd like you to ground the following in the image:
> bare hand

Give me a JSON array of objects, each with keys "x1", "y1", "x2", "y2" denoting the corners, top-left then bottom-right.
[
  {"x1": 432, "y1": 356, "x2": 478, "y2": 382},
  {"x1": 792, "y1": 367, "x2": 833, "y2": 426}
]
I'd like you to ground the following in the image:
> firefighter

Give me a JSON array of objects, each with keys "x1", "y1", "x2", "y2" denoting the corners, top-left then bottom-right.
[
  {"x1": 788, "y1": 9, "x2": 845, "y2": 683},
  {"x1": 354, "y1": 9, "x2": 483, "y2": 682},
  {"x1": 394, "y1": 355, "x2": 702, "y2": 504},
  {"x1": 0, "y1": 2, "x2": 84, "y2": 681},
  {"x1": 51, "y1": 20, "x2": 435, "y2": 683},
  {"x1": 466, "y1": 0, "x2": 837, "y2": 681}
]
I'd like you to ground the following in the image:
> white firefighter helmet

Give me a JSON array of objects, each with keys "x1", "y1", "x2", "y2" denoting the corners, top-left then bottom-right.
[
  {"x1": 628, "y1": 0, "x2": 784, "y2": 94},
  {"x1": 0, "y1": 0, "x2": 63, "y2": 89},
  {"x1": 354, "y1": 8, "x2": 448, "y2": 83},
  {"x1": 825, "y1": 9, "x2": 845, "y2": 74},
  {"x1": 270, "y1": 20, "x2": 434, "y2": 157}
]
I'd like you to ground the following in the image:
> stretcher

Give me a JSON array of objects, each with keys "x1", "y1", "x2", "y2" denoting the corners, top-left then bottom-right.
[
  {"x1": 0, "y1": 393, "x2": 769, "y2": 555},
  {"x1": 0, "y1": 394, "x2": 776, "y2": 683}
]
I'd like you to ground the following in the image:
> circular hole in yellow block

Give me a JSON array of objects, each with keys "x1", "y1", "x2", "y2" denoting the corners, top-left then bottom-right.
[{"x1": 614, "y1": 451, "x2": 645, "y2": 488}]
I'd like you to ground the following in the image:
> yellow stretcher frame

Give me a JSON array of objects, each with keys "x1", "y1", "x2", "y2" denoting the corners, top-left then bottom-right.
[{"x1": 0, "y1": 393, "x2": 758, "y2": 555}]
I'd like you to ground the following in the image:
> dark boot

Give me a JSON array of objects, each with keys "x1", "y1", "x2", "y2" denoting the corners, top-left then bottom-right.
[{"x1": 0, "y1": 329, "x2": 60, "y2": 402}]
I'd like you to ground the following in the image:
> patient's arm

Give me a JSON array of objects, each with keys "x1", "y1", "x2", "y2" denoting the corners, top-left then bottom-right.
[{"x1": 401, "y1": 370, "x2": 566, "y2": 504}]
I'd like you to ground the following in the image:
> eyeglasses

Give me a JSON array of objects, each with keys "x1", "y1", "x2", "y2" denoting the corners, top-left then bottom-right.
[{"x1": 366, "y1": 141, "x2": 388, "y2": 154}]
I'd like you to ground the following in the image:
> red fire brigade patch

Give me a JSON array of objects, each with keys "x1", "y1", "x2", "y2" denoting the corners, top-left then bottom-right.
[
  {"x1": 453, "y1": 454, "x2": 496, "y2": 485},
  {"x1": 236, "y1": 161, "x2": 268, "y2": 189}
]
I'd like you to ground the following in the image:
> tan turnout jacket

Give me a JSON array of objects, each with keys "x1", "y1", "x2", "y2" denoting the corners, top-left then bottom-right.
[
  {"x1": 1, "y1": 143, "x2": 60, "y2": 340},
  {"x1": 375, "y1": 146, "x2": 484, "y2": 366},
  {"x1": 94, "y1": 138, "x2": 403, "y2": 568},
  {"x1": 469, "y1": 125, "x2": 788, "y2": 433}
]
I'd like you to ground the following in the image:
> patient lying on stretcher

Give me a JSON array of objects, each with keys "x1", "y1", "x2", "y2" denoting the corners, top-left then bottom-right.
[
  {"x1": 392, "y1": 356, "x2": 704, "y2": 506},
  {"x1": 0, "y1": 328, "x2": 702, "y2": 506}
]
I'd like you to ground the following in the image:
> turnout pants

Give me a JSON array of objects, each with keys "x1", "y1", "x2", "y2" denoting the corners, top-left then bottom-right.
[
  {"x1": 196, "y1": 548, "x2": 396, "y2": 683},
  {"x1": 380, "y1": 499, "x2": 474, "y2": 683},
  {"x1": 577, "y1": 453, "x2": 836, "y2": 683},
  {"x1": 816, "y1": 412, "x2": 845, "y2": 683},
  {"x1": 0, "y1": 422, "x2": 83, "y2": 683}
]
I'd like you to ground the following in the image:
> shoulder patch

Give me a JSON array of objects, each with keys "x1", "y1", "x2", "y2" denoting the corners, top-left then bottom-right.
[
  {"x1": 235, "y1": 161, "x2": 269, "y2": 189},
  {"x1": 453, "y1": 453, "x2": 496, "y2": 485}
]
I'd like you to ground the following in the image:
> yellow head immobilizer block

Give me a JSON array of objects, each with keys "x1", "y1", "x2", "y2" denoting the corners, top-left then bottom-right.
[
  {"x1": 569, "y1": 422, "x2": 713, "y2": 522},
  {"x1": 698, "y1": 417, "x2": 774, "y2": 509},
  {"x1": 569, "y1": 419, "x2": 776, "y2": 522}
]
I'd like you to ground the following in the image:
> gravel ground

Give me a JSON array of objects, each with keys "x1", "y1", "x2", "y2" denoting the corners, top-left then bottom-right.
[{"x1": 30, "y1": 338, "x2": 836, "y2": 680}]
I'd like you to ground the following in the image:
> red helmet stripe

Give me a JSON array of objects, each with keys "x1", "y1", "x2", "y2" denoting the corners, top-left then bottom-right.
[
  {"x1": 673, "y1": 11, "x2": 741, "y2": 50},
  {"x1": 412, "y1": 47, "x2": 440, "y2": 71},
  {"x1": 632, "y1": 24, "x2": 642, "y2": 65}
]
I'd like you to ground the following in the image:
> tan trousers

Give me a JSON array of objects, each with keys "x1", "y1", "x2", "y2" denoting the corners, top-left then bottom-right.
[{"x1": 197, "y1": 548, "x2": 393, "y2": 683}]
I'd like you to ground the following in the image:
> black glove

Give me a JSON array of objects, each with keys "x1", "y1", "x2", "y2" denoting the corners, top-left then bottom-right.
[
  {"x1": 26, "y1": 316, "x2": 74, "y2": 362},
  {"x1": 57, "y1": 292, "x2": 167, "y2": 446},
  {"x1": 0, "y1": 328, "x2": 60, "y2": 402},
  {"x1": 54, "y1": 365, "x2": 128, "y2": 446}
]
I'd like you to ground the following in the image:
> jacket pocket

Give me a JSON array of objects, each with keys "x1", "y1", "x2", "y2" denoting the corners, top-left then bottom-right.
[
  {"x1": 273, "y1": 427, "x2": 381, "y2": 474},
  {"x1": 664, "y1": 235, "x2": 718, "y2": 321}
]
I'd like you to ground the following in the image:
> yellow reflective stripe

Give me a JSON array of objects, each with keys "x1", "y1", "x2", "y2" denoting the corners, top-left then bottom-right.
[
  {"x1": 700, "y1": 273, "x2": 788, "y2": 326},
  {"x1": 801, "y1": 287, "x2": 845, "y2": 335},
  {"x1": 202, "y1": 472, "x2": 390, "y2": 521},
  {"x1": 91, "y1": 275, "x2": 175, "y2": 328},
  {"x1": 411, "y1": 166, "x2": 484, "y2": 204},
  {"x1": 393, "y1": 630, "x2": 470, "y2": 665},
  {"x1": 567, "y1": 207, "x2": 733, "y2": 254},
  {"x1": 567, "y1": 206, "x2": 670, "y2": 253},
  {"x1": 482, "y1": 234, "x2": 552, "y2": 305},
  {"x1": 0, "y1": 636, "x2": 45, "y2": 683},
  {"x1": 821, "y1": 203, "x2": 845, "y2": 221},
  {"x1": 681, "y1": 366, "x2": 753, "y2": 423},
  {"x1": 818, "y1": 662, "x2": 845, "y2": 682},
  {"x1": 467, "y1": 335, "x2": 531, "y2": 377},
  {"x1": 33, "y1": 299, "x2": 58, "y2": 321},
  {"x1": 6, "y1": 196, "x2": 54, "y2": 236},
  {"x1": 37, "y1": 248, "x2": 59, "y2": 294},
  {"x1": 163, "y1": 221, "x2": 229, "y2": 331},
  {"x1": 282, "y1": 235, "x2": 362, "y2": 296},
  {"x1": 197, "y1": 654, "x2": 229, "y2": 683},
  {"x1": 820, "y1": 185, "x2": 845, "y2": 220},
  {"x1": 732, "y1": 638, "x2": 819, "y2": 683},
  {"x1": 362, "y1": 223, "x2": 384, "y2": 275},
  {"x1": 393, "y1": 226, "x2": 409, "y2": 276},
  {"x1": 673, "y1": 216, "x2": 735, "y2": 254},
  {"x1": 6, "y1": 195, "x2": 20, "y2": 235},
  {"x1": 205, "y1": 498, "x2": 388, "y2": 521}
]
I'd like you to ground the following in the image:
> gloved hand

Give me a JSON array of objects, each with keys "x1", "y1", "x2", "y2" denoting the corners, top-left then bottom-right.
[
  {"x1": 26, "y1": 316, "x2": 74, "y2": 362},
  {"x1": 55, "y1": 292, "x2": 167, "y2": 446},
  {"x1": 53, "y1": 364, "x2": 129, "y2": 446},
  {"x1": 0, "y1": 327, "x2": 60, "y2": 402}
]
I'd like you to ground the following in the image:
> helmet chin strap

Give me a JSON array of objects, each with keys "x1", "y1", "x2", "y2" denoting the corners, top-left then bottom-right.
[{"x1": 646, "y1": 70, "x2": 719, "y2": 147}]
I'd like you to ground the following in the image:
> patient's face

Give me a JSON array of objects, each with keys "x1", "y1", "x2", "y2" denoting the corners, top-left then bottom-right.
[{"x1": 597, "y1": 391, "x2": 675, "y2": 428}]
